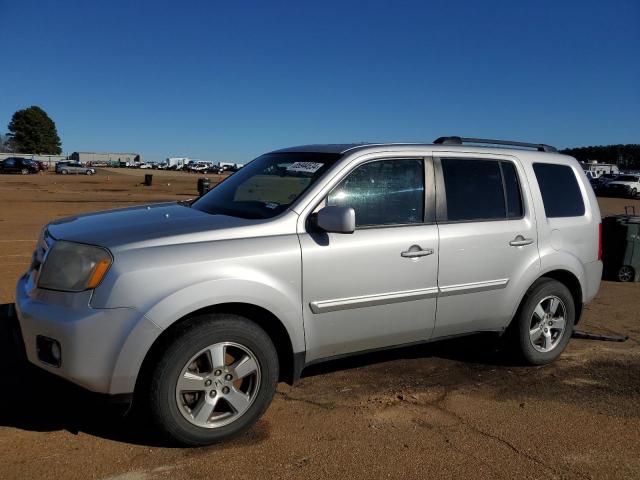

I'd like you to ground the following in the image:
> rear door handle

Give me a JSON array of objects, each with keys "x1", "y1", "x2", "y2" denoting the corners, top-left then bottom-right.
[
  {"x1": 509, "y1": 235, "x2": 534, "y2": 247},
  {"x1": 401, "y1": 245, "x2": 434, "y2": 258}
]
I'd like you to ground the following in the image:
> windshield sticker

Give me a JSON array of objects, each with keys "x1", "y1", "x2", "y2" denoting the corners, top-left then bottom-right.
[
  {"x1": 286, "y1": 162, "x2": 324, "y2": 174},
  {"x1": 265, "y1": 202, "x2": 279, "y2": 209}
]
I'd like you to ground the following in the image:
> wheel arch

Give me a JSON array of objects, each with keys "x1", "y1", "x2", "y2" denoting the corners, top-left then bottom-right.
[
  {"x1": 135, "y1": 302, "x2": 301, "y2": 399},
  {"x1": 538, "y1": 269, "x2": 583, "y2": 323},
  {"x1": 510, "y1": 268, "x2": 584, "y2": 328}
]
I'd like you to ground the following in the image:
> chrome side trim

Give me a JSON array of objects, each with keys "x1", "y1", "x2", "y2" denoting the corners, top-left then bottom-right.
[
  {"x1": 438, "y1": 278, "x2": 509, "y2": 297},
  {"x1": 309, "y1": 279, "x2": 509, "y2": 314},
  {"x1": 309, "y1": 287, "x2": 439, "y2": 314}
]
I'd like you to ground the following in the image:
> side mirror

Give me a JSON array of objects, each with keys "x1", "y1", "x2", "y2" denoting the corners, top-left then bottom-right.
[{"x1": 316, "y1": 206, "x2": 355, "y2": 234}]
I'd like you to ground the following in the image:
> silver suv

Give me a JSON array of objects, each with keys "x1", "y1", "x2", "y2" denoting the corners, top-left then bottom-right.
[{"x1": 15, "y1": 137, "x2": 602, "y2": 445}]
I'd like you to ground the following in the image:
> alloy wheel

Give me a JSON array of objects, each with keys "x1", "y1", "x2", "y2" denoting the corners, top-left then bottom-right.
[
  {"x1": 618, "y1": 266, "x2": 634, "y2": 282},
  {"x1": 175, "y1": 342, "x2": 261, "y2": 429},
  {"x1": 529, "y1": 295, "x2": 567, "y2": 353}
]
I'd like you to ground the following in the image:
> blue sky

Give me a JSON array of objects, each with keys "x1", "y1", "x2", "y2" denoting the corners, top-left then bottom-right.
[{"x1": 1, "y1": 0, "x2": 638, "y2": 162}]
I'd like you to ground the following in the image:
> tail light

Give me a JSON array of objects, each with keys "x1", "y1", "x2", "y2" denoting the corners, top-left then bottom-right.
[{"x1": 597, "y1": 222, "x2": 602, "y2": 261}]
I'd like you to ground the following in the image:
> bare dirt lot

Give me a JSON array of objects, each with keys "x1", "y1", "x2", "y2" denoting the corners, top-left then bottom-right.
[{"x1": 0, "y1": 170, "x2": 638, "y2": 480}]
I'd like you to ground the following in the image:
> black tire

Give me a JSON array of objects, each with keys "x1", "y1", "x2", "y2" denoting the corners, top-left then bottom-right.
[
  {"x1": 618, "y1": 265, "x2": 635, "y2": 282},
  {"x1": 21, "y1": 168, "x2": 29, "y2": 175},
  {"x1": 86, "y1": 170, "x2": 93, "y2": 175},
  {"x1": 631, "y1": 188, "x2": 637, "y2": 198},
  {"x1": 510, "y1": 278, "x2": 575, "y2": 365},
  {"x1": 147, "y1": 314, "x2": 279, "y2": 446},
  {"x1": 61, "y1": 169, "x2": 68, "y2": 175}
]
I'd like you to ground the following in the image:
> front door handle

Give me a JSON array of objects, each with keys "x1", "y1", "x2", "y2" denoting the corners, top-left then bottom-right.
[
  {"x1": 509, "y1": 235, "x2": 534, "y2": 247},
  {"x1": 401, "y1": 245, "x2": 435, "y2": 258}
]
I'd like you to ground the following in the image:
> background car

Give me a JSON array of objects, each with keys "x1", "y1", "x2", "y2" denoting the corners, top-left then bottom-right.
[
  {"x1": 55, "y1": 161, "x2": 96, "y2": 175},
  {"x1": 186, "y1": 162, "x2": 212, "y2": 173},
  {"x1": 602, "y1": 174, "x2": 640, "y2": 198},
  {"x1": 0, "y1": 157, "x2": 39, "y2": 174}
]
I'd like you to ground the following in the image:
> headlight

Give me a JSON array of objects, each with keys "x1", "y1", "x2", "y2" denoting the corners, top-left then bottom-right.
[{"x1": 38, "y1": 241, "x2": 112, "y2": 292}]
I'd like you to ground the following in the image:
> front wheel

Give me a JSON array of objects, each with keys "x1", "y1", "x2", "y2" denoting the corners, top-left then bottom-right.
[
  {"x1": 61, "y1": 169, "x2": 68, "y2": 175},
  {"x1": 630, "y1": 188, "x2": 637, "y2": 198},
  {"x1": 147, "y1": 314, "x2": 279, "y2": 446},
  {"x1": 86, "y1": 170, "x2": 93, "y2": 175},
  {"x1": 21, "y1": 168, "x2": 29, "y2": 175},
  {"x1": 509, "y1": 278, "x2": 575, "y2": 365}
]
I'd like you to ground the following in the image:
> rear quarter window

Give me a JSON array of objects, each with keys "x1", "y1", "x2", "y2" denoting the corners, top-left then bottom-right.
[{"x1": 533, "y1": 163, "x2": 585, "y2": 217}]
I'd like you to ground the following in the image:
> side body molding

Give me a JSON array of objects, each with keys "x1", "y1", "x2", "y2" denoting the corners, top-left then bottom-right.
[{"x1": 309, "y1": 279, "x2": 508, "y2": 314}]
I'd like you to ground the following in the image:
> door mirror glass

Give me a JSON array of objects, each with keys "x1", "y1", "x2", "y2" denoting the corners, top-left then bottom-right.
[{"x1": 316, "y1": 206, "x2": 355, "y2": 234}]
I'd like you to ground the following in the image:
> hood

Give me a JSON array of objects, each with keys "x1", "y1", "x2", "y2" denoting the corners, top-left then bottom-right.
[{"x1": 47, "y1": 202, "x2": 265, "y2": 249}]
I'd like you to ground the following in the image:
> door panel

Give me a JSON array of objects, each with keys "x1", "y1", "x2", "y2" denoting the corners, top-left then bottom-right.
[
  {"x1": 433, "y1": 155, "x2": 540, "y2": 338},
  {"x1": 434, "y1": 218, "x2": 538, "y2": 337},
  {"x1": 300, "y1": 225, "x2": 439, "y2": 361},
  {"x1": 299, "y1": 156, "x2": 438, "y2": 362}
]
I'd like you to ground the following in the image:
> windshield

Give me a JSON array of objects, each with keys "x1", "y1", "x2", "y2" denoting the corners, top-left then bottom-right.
[
  {"x1": 617, "y1": 175, "x2": 638, "y2": 182},
  {"x1": 192, "y1": 152, "x2": 341, "y2": 219}
]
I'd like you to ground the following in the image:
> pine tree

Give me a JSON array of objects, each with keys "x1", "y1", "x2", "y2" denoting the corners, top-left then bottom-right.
[{"x1": 6, "y1": 106, "x2": 62, "y2": 154}]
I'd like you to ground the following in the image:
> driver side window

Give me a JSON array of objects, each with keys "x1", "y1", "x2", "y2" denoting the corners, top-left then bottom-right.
[{"x1": 326, "y1": 159, "x2": 425, "y2": 228}]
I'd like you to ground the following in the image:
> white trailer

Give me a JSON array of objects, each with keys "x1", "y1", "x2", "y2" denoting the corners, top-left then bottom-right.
[
  {"x1": 581, "y1": 162, "x2": 619, "y2": 178},
  {"x1": 166, "y1": 157, "x2": 190, "y2": 169},
  {"x1": 218, "y1": 162, "x2": 245, "y2": 170}
]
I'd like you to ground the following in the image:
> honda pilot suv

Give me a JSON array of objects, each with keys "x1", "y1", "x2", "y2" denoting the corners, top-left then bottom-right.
[{"x1": 14, "y1": 137, "x2": 602, "y2": 445}]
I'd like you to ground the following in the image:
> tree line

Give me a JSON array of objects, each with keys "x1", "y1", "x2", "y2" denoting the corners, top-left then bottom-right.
[
  {"x1": 560, "y1": 144, "x2": 640, "y2": 169},
  {"x1": 1, "y1": 106, "x2": 638, "y2": 168}
]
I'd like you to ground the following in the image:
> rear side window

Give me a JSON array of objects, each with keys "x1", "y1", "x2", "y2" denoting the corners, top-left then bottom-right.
[
  {"x1": 440, "y1": 158, "x2": 523, "y2": 222},
  {"x1": 533, "y1": 163, "x2": 585, "y2": 217}
]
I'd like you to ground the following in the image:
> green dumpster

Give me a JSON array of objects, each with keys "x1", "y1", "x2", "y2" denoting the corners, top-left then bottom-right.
[{"x1": 602, "y1": 211, "x2": 640, "y2": 282}]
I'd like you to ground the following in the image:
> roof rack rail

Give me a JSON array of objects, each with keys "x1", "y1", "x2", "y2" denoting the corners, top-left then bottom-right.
[{"x1": 433, "y1": 136, "x2": 557, "y2": 153}]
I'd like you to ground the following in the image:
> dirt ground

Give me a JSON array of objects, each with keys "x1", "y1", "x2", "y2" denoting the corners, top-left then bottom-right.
[{"x1": 0, "y1": 169, "x2": 638, "y2": 480}]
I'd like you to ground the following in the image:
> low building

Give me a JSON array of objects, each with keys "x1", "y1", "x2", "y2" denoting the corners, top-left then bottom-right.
[{"x1": 70, "y1": 152, "x2": 141, "y2": 166}]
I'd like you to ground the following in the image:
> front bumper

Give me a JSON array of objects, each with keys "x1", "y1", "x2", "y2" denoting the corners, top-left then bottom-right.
[{"x1": 15, "y1": 272, "x2": 162, "y2": 394}]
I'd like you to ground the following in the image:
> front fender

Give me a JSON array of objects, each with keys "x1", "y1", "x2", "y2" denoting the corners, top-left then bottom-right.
[
  {"x1": 108, "y1": 277, "x2": 305, "y2": 395},
  {"x1": 144, "y1": 277, "x2": 305, "y2": 353}
]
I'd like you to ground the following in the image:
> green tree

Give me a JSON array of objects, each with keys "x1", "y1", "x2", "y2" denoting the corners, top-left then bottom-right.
[
  {"x1": 6, "y1": 106, "x2": 62, "y2": 154},
  {"x1": 561, "y1": 144, "x2": 640, "y2": 170}
]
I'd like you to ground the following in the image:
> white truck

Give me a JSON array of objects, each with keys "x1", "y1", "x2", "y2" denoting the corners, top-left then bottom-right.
[{"x1": 166, "y1": 157, "x2": 190, "y2": 170}]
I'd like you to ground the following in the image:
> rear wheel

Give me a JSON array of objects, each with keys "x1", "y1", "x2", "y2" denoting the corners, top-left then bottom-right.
[
  {"x1": 86, "y1": 170, "x2": 93, "y2": 175},
  {"x1": 510, "y1": 278, "x2": 575, "y2": 365},
  {"x1": 631, "y1": 188, "x2": 638, "y2": 198},
  {"x1": 61, "y1": 169, "x2": 68, "y2": 175},
  {"x1": 618, "y1": 265, "x2": 635, "y2": 282},
  {"x1": 20, "y1": 168, "x2": 28, "y2": 175},
  {"x1": 147, "y1": 314, "x2": 279, "y2": 446}
]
